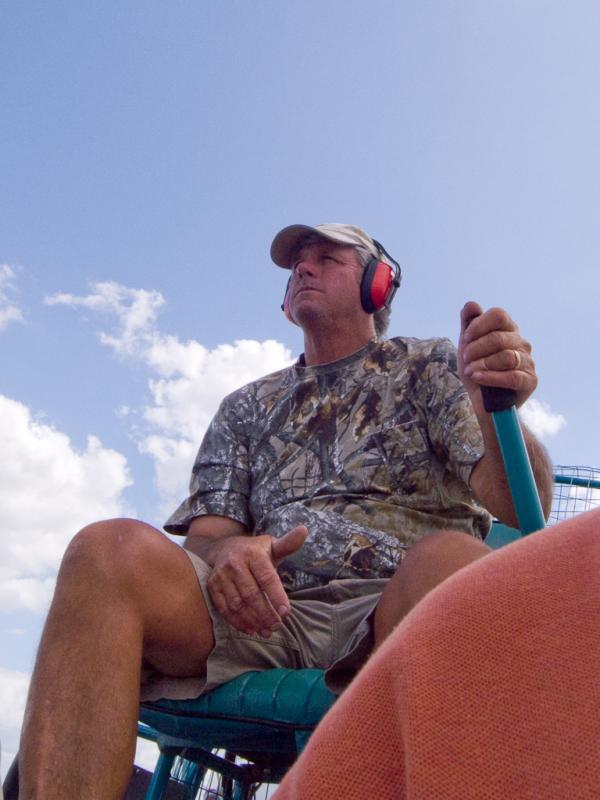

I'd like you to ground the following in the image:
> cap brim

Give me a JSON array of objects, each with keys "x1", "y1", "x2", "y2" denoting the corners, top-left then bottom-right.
[{"x1": 270, "y1": 224, "x2": 333, "y2": 269}]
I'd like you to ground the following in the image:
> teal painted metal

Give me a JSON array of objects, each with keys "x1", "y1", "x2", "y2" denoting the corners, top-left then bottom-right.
[
  {"x1": 491, "y1": 407, "x2": 546, "y2": 535},
  {"x1": 485, "y1": 521, "x2": 522, "y2": 549},
  {"x1": 145, "y1": 752, "x2": 175, "y2": 800},
  {"x1": 554, "y1": 474, "x2": 600, "y2": 490},
  {"x1": 233, "y1": 779, "x2": 250, "y2": 800}
]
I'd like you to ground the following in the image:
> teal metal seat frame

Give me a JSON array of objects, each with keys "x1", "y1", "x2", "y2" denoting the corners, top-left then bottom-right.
[{"x1": 137, "y1": 668, "x2": 336, "y2": 798}]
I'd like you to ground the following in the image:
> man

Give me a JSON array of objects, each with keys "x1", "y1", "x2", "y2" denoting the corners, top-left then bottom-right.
[{"x1": 18, "y1": 223, "x2": 552, "y2": 799}]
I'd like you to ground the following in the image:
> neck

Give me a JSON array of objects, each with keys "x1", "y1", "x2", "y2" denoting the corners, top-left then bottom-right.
[{"x1": 302, "y1": 319, "x2": 377, "y2": 366}]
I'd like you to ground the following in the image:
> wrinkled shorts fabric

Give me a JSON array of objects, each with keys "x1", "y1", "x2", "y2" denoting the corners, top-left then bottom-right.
[{"x1": 140, "y1": 548, "x2": 387, "y2": 702}]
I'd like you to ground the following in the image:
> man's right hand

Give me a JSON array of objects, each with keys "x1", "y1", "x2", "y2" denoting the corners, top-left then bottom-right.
[{"x1": 204, "y1": 526, "x2": 307, "y2": 637}]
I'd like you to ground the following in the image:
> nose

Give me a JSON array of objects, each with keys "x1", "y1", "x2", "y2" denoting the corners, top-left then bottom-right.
[{"x1": 294, "y1": 258, "x2": 316, "y2": 278}]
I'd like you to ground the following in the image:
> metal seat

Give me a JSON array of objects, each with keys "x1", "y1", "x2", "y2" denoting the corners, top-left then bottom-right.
[{"x1": 136, "y1": 669, "x2": 336, "y2": 799}]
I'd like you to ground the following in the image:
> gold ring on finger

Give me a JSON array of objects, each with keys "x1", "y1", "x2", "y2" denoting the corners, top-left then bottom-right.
[{"x1": 513, "y1": 350, "x2": 522, "y2": 370}]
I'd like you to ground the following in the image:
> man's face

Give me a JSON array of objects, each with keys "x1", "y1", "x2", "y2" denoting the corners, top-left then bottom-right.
[{"x1": 287, "y1": 240, "x2": 366, "y2": 329}]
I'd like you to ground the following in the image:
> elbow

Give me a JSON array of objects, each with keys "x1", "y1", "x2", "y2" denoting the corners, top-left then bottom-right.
[
  {"x1": 525, "y1": 431, "x2": 554, "y2": 521},
  {"x1": 540, "y1": 473, "x2": 554, "y2": 521}
]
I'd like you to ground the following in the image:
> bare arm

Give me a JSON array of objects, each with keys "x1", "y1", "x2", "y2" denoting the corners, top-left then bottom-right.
[
  {"x1": 458, "y1": 302, "x2": 553, "y2": 527},
  {"x1": 184, "y1": 514, "x2": 307, "y2": 637},
  {"x1": 469, "y1": 415, "x2": 553, "y2": 528},
  {"x1": 184, "y1": 514, "x2": 249, "y2": 562}
]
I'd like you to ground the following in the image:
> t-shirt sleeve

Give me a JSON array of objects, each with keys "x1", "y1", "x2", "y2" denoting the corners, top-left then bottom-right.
[
  {"x1": 420, "y1": 338, "x2": 485, "y2": 487},
  {"x1": 163, "y1": 393, "x2": 252, "y2": 535}
]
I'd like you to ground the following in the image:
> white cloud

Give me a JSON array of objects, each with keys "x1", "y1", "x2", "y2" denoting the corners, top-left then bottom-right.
[
  {"x1": 519, "y1": 398, "x2": 566, "y2": 439},
  {"x1": 0, "y1": 264, "x2": 24, "y2": 331},
  {"x1": 0, "y1": 667, "x2": 30, "y2": 773},
  {"x1": 0, "y1": 395, "x2": 133, "y2": 613},
  {"x1": 46, "y1": 281, "x2": 294, "y2": 513},
  {"x1": 45, "y1": 281, "x2": 165, "y2": 357},
  {"x1": 140, "y1": 337, "x2": 293, "y2": 514}
]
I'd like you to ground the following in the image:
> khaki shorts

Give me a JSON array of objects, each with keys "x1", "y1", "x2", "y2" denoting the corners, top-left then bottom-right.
[{"x1": 140, "y1": 549, "x2": 387, "y2": 702}]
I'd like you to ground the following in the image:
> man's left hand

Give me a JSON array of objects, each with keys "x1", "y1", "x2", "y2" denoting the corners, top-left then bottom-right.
[{"x1": 458, "y1": 301, "x2": 537, "y2": 410}]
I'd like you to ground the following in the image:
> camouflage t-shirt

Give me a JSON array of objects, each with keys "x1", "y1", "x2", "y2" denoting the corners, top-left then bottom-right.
[{"x1": 165, "y1": 337, "x2": 491, "y2": 592}]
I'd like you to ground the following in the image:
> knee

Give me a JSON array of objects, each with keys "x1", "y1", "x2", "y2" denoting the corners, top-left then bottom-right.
[
  {"x1": 60, "y1": 518, "x2": 162, "y2": 589},
  {"x1": 374, "y1": 531, "x2": 490, "y2": 644},
  {"x1": 402, "y1": 529, "x2": 491, "y2": 572}
]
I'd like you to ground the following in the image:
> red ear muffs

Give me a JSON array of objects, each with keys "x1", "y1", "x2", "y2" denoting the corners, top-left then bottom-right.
[{"x1": 360, "y1": 258, "x2": 395, "y2": 313}]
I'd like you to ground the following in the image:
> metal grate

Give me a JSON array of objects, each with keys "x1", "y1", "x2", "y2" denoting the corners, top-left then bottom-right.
[
  {"x1": 550, "y1": 465, "x2": 600, "y2": 524},
  {"x1": 168, "y1": 752, "x2": 278, "y2": 800}
]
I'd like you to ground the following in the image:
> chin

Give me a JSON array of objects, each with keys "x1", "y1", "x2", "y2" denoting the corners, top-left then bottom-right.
[
  {"x1": 293, "y1": 305, "x2": 329, "y2": 326},
  {"x1": 291, "y1": 300, "x2": 324, "y2": 323}
]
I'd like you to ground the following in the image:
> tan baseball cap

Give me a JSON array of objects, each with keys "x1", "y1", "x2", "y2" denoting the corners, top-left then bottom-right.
[{"x1": 270, "y1": 223, "x2": 379, "y2": 268}]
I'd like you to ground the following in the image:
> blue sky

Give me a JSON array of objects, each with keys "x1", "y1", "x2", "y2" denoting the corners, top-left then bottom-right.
[{"x1": 1, "y1": 0, "x2": 599, "y2": 773}]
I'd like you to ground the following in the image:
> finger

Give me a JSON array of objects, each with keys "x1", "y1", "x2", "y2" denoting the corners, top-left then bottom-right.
[
  {"x1": 465, "y1": 367, "x2": 537, "y2": 394},
  {"x1": 250, "y1": 559, "x2": 291, "y2": 620},
  {"x1": 234, "y1": 561, "x2": 283, "y2": 629},
  {"x1": 207, "y1": 560, "x2": 276, "y2": 632},
  {"x1": 462, "y1": 330, "x2": 527, "y2": 365},
  {"x1": 462, "y1": 306, "x2": 517, "y2": 344},
  {"x1": 464, "y1": 349, "x2": 533, "y2": 377},
  {"x1": 222, "y1": 606, "x2": 264, "y2": 636},
  {"x1": 219, "y1": 597, "x2": 274, "y2": 637},
  {"x1": 460, "y1": 301, "x2": 483, "y2": 336},
  {"x1": 207, "y1": 573, "x2": 265, "y2": 631},
  {"x1": 271, "y1": 526, "x2": 308, "y2": 561},
  {"x1": 209, "y1": 572, "x2": 245, "y2": 614}
]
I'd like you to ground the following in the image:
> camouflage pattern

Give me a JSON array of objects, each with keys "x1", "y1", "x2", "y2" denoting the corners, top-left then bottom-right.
[{"x1": 165, "y1": 337, "x2": 491, "y2": 592}]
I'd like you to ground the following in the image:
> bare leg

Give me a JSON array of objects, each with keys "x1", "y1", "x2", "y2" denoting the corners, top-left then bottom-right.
[
  {"x1": 374, "y1": 530, "x2": 491, "y2": 646},
  {"x1": 19, "y1": 519, "x2": 214, "y2": 800}
]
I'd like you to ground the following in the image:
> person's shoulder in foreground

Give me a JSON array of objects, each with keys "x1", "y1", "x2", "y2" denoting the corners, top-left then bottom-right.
[{"x1": 273, "y1": 507, "x2": 600, "y2": 800}]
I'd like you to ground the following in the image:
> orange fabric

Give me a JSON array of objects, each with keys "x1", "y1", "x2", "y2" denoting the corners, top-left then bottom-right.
[{"x1": 274, "y1": 509, "x2": 600, "y2": 799}]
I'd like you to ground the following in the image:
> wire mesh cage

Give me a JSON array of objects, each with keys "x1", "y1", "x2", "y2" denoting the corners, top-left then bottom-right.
[
  {"x1": 168, "y1": 752, "x2": 278, "y2": 800},
  {"x1": 550, "y1": 465, "x2": 600, "y2": 524}
]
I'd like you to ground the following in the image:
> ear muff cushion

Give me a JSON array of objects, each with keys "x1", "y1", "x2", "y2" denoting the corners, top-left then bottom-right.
[{"x1": 361, "y1": 259, "x2": 393, "y2": 313}]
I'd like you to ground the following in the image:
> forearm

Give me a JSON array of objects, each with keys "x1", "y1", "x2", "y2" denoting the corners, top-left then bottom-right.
[
  {"x1": 520, "y1": 423, "x2": 554, "y2": 516},
  {"x1": 184, "y1": 514, "x2": 250, "y2": 565},
  {"x1": 471, "y1": 412, "x2": 553, "y2": 528}
]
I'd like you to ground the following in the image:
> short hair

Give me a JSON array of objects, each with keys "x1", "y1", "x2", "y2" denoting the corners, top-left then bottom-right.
[{"x1": 288, "y1": 235, "x2": 391, "y2": 337}]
